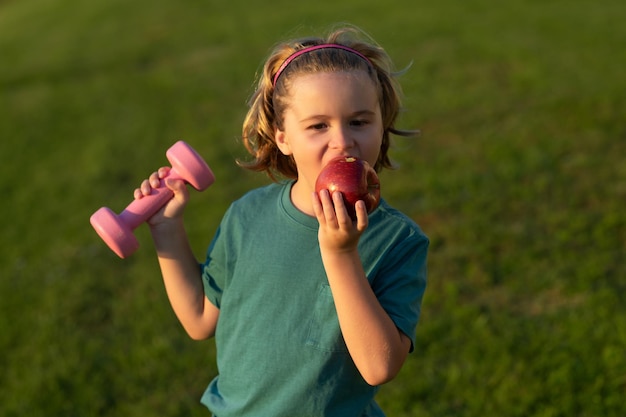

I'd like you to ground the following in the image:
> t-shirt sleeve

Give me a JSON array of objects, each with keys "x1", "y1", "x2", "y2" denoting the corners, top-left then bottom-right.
[
  {"x1": 202, "y1": 224, "x2": 226, "y2": 309},
  {"x1": 373, "y1": 231, "x2": 429, "y2": 352}
]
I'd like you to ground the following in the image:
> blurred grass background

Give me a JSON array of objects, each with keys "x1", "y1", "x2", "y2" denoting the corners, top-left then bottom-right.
[{"x1": 1, "y1": 0, "x2": 624, "y2": 416}]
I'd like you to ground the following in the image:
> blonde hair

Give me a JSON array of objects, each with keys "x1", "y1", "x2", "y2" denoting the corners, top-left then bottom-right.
[{"x1": 239, "y1": 25, "x2": 417, "y2": 180}]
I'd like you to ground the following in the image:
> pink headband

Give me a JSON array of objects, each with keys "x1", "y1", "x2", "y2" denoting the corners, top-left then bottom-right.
[{"x1": 272, "y1": 44, "x2": 372, "y2": 87}]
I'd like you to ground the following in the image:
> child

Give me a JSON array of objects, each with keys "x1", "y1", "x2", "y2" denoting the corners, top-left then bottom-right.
[{"x1": 135, "y1": 25, "x2": 429, "y2": 417}]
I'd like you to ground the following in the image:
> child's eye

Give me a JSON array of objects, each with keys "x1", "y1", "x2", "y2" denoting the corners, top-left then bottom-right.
[
  {"x1": 350, "y1": 119, "x2": 369, "y2": 127},
  {"x1": 309, "y1": 123, "x2": 328, "y2": 130}
]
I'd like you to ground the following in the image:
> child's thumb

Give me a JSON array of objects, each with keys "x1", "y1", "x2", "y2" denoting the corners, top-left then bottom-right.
[{"x1": 165, "y1": 177, "x2": 186, "y2": 193}]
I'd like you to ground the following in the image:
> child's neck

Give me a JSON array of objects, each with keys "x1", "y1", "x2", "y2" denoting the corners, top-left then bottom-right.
[{"x1": 289, "y1": 180, "x2": 315, "y2": 217}]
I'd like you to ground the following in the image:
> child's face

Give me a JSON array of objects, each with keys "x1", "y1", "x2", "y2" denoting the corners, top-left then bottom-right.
[{"x1": 276, "y1": 70, "x2": 383, "y2": 194}]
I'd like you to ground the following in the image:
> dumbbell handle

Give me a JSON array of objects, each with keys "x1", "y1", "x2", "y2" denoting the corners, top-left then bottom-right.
[{"x1": 119, "y1": 176, "x2": 178, "y2": 230}]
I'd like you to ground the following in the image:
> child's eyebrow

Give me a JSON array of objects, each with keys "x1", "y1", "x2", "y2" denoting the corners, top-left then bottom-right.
[
  {"x1": 350, "y1": 110, "x2": 377, "y2": 118},
  {"x1": 298, "y1": 110, "x2": 377, "y2": 123}
]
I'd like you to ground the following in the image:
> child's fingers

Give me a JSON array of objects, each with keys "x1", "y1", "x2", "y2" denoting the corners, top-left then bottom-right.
[
  {"x1": 314, "y1": 189, "x2": 335, "y2": 225},
  {"x1": 321, "y1": 190, "x2": 339, "y2": 225},
  {"x1": 331, "y1": 191, "x2": 351, "y2": 226},
  {"x1": 149, "y1": 171, "x2": 161, "y2": 188},
  {"x1": 134, "y1": 167, "x2": 171, "y2": 199},
  {"x1": 312, "y1": 191, "x2": 324, "y2": 222},
  {"x1": 354, "y1": 200, "x2": 369, "y2": 232},
  {"x1": 157, "y1": 166, "x2": 171, "y2": 179},
  {"x1": 165, "y1": 178, "x2": 189, "y2": 201},
  {"x1": 141, "y1": 178, "x2": 154, "y2": 196}
]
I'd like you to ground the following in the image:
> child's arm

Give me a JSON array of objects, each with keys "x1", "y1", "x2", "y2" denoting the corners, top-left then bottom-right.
[
  {"x1": 313, "y1": 190, "x2": 411, "y2": 386},
  {"x1": 136, "y1": 168, "x2": 219, "y2": 340}
]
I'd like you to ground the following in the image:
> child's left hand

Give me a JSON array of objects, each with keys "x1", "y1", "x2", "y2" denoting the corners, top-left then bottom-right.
[{"x1": 312, "y1": 189, "x2": 368, "y2": 253}]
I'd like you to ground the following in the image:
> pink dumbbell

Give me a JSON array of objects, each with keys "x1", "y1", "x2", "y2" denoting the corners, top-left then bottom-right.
[{"x1": 90, "y1": 141, "x2": 215, "y2": 258}]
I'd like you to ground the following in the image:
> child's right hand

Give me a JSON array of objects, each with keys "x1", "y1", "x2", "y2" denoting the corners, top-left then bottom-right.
[{"x1": 133, "y1": 166, "x2": 190, "y2": 226}]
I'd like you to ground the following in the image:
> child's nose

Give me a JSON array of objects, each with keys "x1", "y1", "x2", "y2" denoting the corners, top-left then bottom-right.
[{"x1": 330, "y1": 126, "x2": 354, "y2": 149}]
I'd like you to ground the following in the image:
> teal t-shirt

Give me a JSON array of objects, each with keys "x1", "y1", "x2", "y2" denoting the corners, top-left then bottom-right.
[{"x1": 201, "y1": 181, "x2": 428, "y2": 417}]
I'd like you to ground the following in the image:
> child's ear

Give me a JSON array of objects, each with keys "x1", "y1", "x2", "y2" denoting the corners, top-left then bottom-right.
[{"x1": 275, "y1": 128, "x2": 292, "y2": 155}]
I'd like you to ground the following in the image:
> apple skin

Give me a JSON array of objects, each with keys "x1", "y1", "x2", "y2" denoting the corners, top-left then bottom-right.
[{"x1": 315, "y1": 156, "x2": 381, "y2": 220}]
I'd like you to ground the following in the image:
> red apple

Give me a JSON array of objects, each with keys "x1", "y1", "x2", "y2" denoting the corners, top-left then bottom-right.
[{"x1": 315, "y1": 156, "x2": 381, "y2": 220}]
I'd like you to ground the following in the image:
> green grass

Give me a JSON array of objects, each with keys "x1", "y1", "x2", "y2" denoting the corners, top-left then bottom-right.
[{"x1": 1, "y1": 0, "x2": 624, "y2": 416}]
